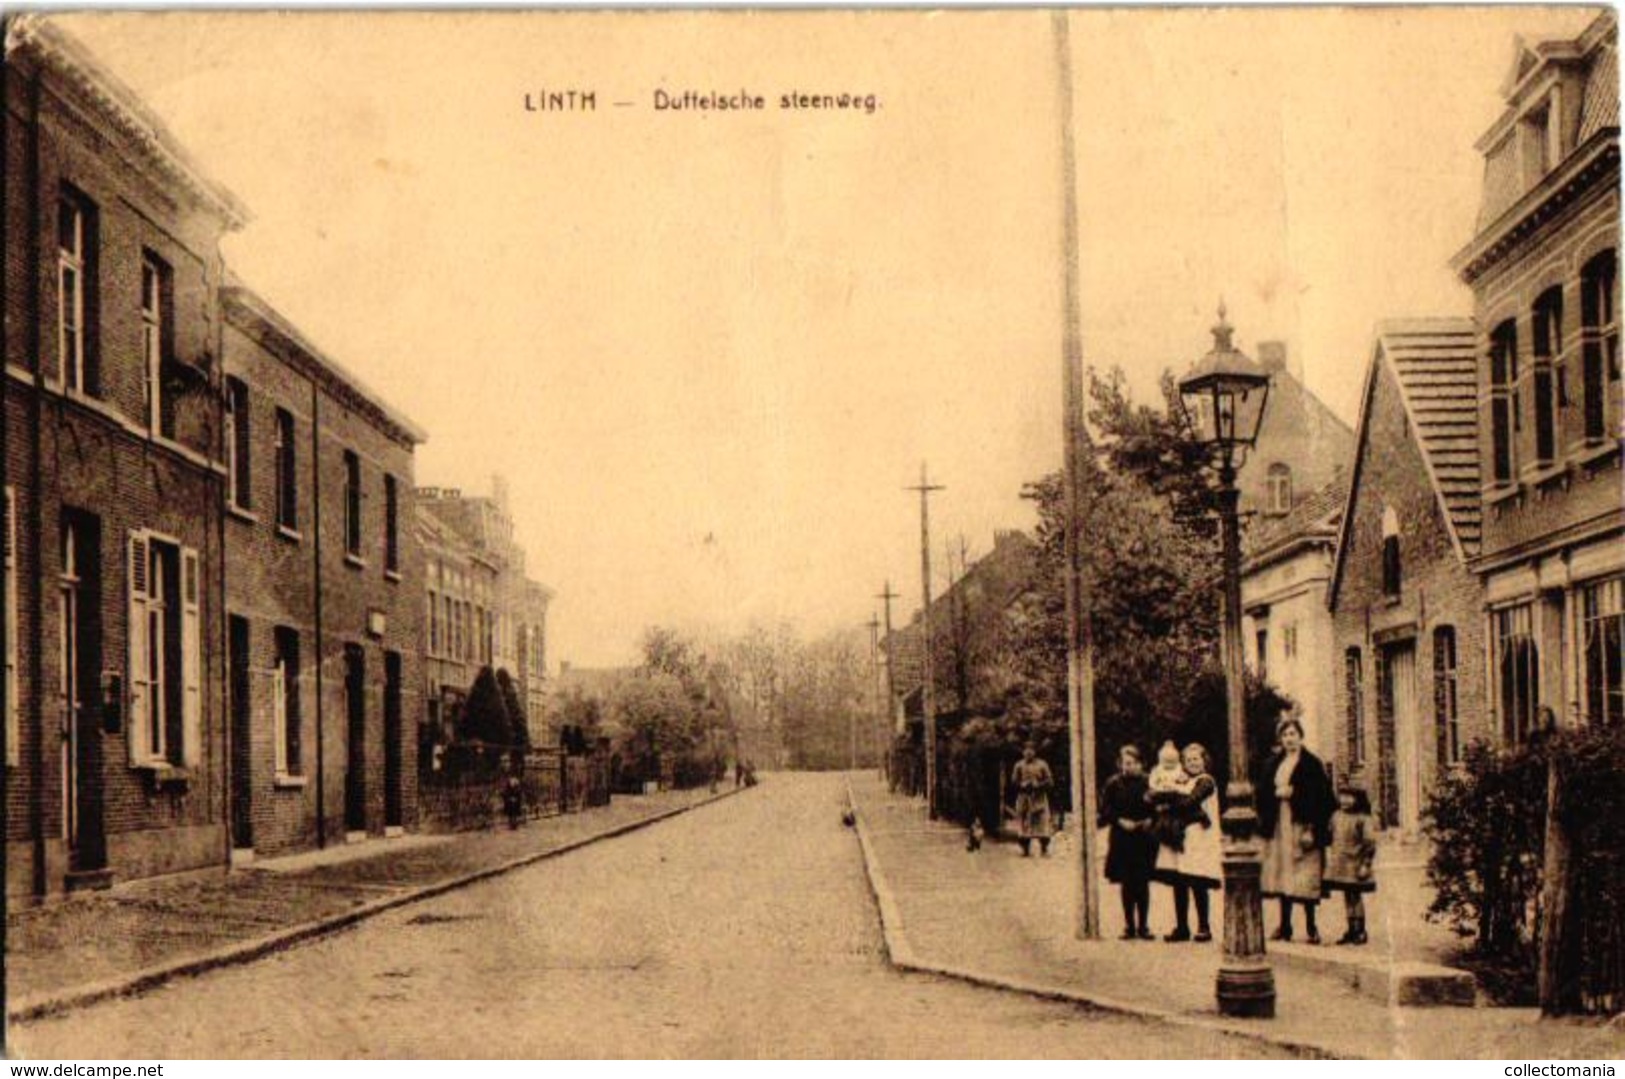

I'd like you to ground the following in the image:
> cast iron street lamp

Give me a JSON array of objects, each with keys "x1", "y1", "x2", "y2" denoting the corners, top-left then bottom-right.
[{"x1": 1177, "y1": 303, "x2": 1276, "y2": 1019}]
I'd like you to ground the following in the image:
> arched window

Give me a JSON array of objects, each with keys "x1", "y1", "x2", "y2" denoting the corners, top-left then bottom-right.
[
  {"x1": 1531, "y1": 286, "x2": 1564, "y2": 464},
  {"x1": 1580, "y1": 250, "x2": 1618, "y2": 442},
  {"x1": 1266, "y1": 463, "x2": 1292, "y2": 515},
  {"x1": 1489, "y1": 320, "x2": 1519, "y2": 483},
  {"x1": 1381, "y1": 506, "x2": 1401, "y2": 597}
]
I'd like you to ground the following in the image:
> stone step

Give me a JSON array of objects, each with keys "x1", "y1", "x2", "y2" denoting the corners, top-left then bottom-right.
[{"x1": 1269, "y1": 941, "x2": 1478, "y2": 1007}]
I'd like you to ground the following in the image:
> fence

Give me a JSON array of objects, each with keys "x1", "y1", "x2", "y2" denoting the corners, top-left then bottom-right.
[{"x1": 419, "y1": 743, "x2": 611, "y2": 833}]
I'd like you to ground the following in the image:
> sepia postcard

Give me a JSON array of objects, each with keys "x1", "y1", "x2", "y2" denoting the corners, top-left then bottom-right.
[{"x1": 1, "y1": 4, "x2": 1622, "y2": 1062}]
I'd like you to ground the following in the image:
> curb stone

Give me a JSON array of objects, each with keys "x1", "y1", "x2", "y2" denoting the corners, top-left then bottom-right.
[
  {"x1": 843, "y1": 781, "x2": 1343, "y2": 1060},
  {"x1": 9, "y1": 786, "x2": 747, "y2": 1025}
]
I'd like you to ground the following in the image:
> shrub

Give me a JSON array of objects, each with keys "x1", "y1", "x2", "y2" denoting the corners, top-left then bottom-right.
[{"x1": 1422, "y1": 724, "x2": 1625, "y2": 1011}]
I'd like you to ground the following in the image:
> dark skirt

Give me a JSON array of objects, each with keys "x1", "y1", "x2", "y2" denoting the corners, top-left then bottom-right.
[{"x1": 1104, "y1": 828, "x2": 1158, "y2": 883}]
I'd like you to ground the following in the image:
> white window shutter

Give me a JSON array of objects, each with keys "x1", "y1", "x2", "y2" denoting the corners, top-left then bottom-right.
[
  {"x1": 180, "y1": 547, "x2": 202, "y2": 768},
  {"x1": 128, "y1": 531, "x2": 150, "y2": 765},
  {"x1": 4, "y1": 486, "x2": 17, "y2": 767}
]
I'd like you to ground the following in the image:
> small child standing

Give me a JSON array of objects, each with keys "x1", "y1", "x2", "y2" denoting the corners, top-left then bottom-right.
[
  {"x1": 1098, "y1": 745, "x2": 1157, "y2": 939},
  {"x1": 1322, "y1": 785, "x2": 1377, "y2": 944}
]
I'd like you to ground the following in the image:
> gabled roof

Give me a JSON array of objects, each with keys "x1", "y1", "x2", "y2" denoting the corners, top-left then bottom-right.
[{"x1": 1328, "y1": 318, "x2": 1480, "y2": 606}]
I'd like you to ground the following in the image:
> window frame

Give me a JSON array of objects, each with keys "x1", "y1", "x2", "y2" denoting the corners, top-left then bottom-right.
[
  {"x1": 343, "y1": 450, "x2": 363, "y2": 560},
  {"x1": 274, "y1": 408, "x2": 298, "y2": 532},
  {"x1": 1580, "y1": 578, "x2": 1624, "y2": 728},
  {"x1": 1531, "y1": 286, "x2": 1564, "y2": 465},
  {"x1": 1433, "y1": 625, "x2": 1461, "y2": 767},
  {"x1": 57, "y1": 190, "x2": 91, "y2": 392},
  {"x1": 1579, "y1": 250, "x2": 1618, "y2": 443},
  {"x1": 225, "y1": 377, "x2": 252, "y2": 512},
  {"x1": 1492, "y1": 603, "x2": 1540, "y2": 746},
  {"x1": 1345, "y1": 647, "x2": 1366, "y2": 768},
  {"x1": 273, "y1": 626, "x2": 303, "y2": 777},
  {"x1": 1488, "y1": 319, "x2": 1520, "y2": 485},
  {"x1": 141, "y1": 251, "x2": 175, "y2": 437},
  {"x1": 384, "y1": 474, "x2": 400, "y2": 574}
]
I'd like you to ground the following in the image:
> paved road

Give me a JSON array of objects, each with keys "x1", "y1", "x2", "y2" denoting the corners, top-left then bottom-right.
[{"x1": 12, "y1": 773, "x2": 1288, "y2": 1058}]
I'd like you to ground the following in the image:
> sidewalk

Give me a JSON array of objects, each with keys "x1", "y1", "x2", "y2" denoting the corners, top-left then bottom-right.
[
  {"x1": 7, "y1": 785, "x2": 738, "y2": 1021},
  {"x1": 847, "y1": 774, "x2": 1621, "y2": 1060}
]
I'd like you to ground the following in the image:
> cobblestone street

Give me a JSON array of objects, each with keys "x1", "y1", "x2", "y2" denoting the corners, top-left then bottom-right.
[{"x1": 10, "y1": 774, "x2": 1290, "y2": 1058}]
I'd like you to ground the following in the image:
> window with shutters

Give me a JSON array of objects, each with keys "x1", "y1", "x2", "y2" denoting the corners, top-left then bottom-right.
[
  {"x1": 275, "y1": 409, "x2": 297, "y2": 531},
  {"x1": 1345, "y1": 648, "x2": 1366, "y2": 767},
  {"x1": 1489, "y1": 320, "x2": 1520, "y2": 484},
  {"x1": 4, "y1": 487, "x2": 17, "y2": 767},
  {"x1": 1434, "y1": 626, "x2": 1460, "y2": 766},
  {"x1": 1492, "y1": 604, "x2": 1540, "y2": 746},
  {"x1": 57, "y1": 187, "x2": 97, "y2": 394},
  {"x1": 1581, "y1": 578, "x2": 1624, "y2": 728},
  {"x1": 127, "y1": 533, "x2": 201, "y2": 769},
  {"x1": 1580, "y1": 250, "x2": 1619, "y2": 442},
  {"x1": 225, "y1": 377, "x2": 251, "y2": 511},
  {"x1": 274, "y1": 626, "x2": 302, "y2": 776},
  {"x1": 1531, "y1": 287, "x2": 1563, "y2": 465}
]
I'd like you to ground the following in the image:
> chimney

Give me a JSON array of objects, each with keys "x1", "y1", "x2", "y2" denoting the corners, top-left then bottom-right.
[
  {"x1": 1257, "y1": 340, "x2": 1289, "y2": 374},
  {"x1": 492, "y1": 473, "x2": 510, "y2": 512}
]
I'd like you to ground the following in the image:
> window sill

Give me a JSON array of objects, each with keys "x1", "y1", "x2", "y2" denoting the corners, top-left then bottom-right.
[
  {"x1": 277, "y1": 525, "x2": 303, "y2": 543},
  {"x1": 273, "y1": 773, "x2": 308, "y2": 790},
  {"x1": 384, "y1": 568, "x2": 402, "y2": 583},
  {"x1": 227, "y1": 504, "x2": 258, "y2": 525},
  {"x1": 135, "y1": 761, "x2": 191, "y2": 786},
  {"x1": 344, "y1": 553, "x2": 367, "y2": 569},
  {"x1": 1525, "y1": 462, "x2": 1568, "y2": 492},
  {"x1": 1574, "y1": 439, "x2": 1621, "y2": 469},
  {"x1": 1483, "y1": 483, "x2": 1522, "y2": 508}
]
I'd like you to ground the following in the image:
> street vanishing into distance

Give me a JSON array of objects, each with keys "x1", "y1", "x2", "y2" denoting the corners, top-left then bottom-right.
[{"x1": 13, "y1": 775, "x2": 1286, "y2": 1059}]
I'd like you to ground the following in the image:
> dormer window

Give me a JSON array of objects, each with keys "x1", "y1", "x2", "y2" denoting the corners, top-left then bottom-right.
[
  {"x1": 1266, "y1": 463, "x2": 1292, "y2": 515},
  {"x1": 1520, "y1": 102, "x2": 1553, "y2": 187}
]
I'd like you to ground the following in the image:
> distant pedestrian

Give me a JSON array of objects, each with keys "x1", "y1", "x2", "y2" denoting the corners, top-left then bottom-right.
[
  {"x1": 1151, "y1": 742, "x2": 1220, "y2": 942},
  {"x1": 1259, "y1": 714, "x2": 1335, "y2": 944},
  {"x1": 1322, "y1": 784, "x2": 1378, "y2": 945},
  {"x1": 965, "y1": 816, "x2": 986, "y2": 853},
  {"x1": 1010, "y1": 742, "x2": 1055, "y2": 857},
  {"x1": 735, "y1": 759, "x2": 745, "y2": 789},
  {"x1": 1098, "y1": 744, "x2": 1156, "y2": 939},
  {"x1": 501, "y1": 768, "x2": 524, "y2": 830}
]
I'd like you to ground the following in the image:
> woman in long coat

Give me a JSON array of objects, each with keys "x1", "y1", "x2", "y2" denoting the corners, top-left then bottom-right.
[
  {"x1": 1098, "y1": 744, "x2": 1157, "y2": 938},
  {"x1": 1257, "y1": 715, "x2": 1336, "y2": 943},
  {"x1": 1010, "y1": 742, "x2": 1055, "y2": 857}
]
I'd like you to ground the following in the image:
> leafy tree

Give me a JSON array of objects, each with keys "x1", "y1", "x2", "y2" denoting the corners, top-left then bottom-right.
[
  {"x1": 495, "y1": 668, "x2": 529, "y2": 751},
  {"x1": 460, "y1": 666, "x2": 512, "y2": 747}
]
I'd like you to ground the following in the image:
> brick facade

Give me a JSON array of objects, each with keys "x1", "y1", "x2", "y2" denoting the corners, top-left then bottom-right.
[
  {"x1": 1453, "y1": 12, "x2": 1623, "y2": 739},
  {"x1": 4, "y1": 20, "x2": 247, "y2": 898},
  {"x1": 1329, "y1": 351, "x2": 1488, "y2": 831},
  {"x1": 222, "y1": 288, "x2": 425, "y2": 856}
]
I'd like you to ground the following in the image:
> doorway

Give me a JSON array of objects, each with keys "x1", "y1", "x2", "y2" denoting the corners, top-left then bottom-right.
[
  {"x1": 1378, "y1": 641, "x2": 1422, "y2": 831},
  {"x1": 229, "y1": 615, "x2": 253, "y2": 850},
  {"x1": 61, "y1": 512, "x2": 105, "y2": 876},
  {"x1": 384, "y1": 650, "x2": 403, "y2": 829},
  {"x1": 344, "y1": 644, "x2": 367, "y2": 834}
]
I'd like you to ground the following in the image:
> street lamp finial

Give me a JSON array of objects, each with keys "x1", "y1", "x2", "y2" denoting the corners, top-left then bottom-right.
[{"x1": 1212, "y1": 299, "x2": 1234, "y2": 352}]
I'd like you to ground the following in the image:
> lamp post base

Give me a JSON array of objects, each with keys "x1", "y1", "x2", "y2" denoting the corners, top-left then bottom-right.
[{"x1": 1217, "y1": 820, "x2": 1276, "y2": 1019}]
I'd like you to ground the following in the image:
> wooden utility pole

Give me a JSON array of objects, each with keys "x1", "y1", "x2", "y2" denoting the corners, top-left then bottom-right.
[
  {"x1": 907, "y1": 463, "x2": 945, "y2": 819},
  {"x1": 875, "y1": 581, "x2": 900, "y2": 732},
  {"x1": 1053, "y1": 9, "x2": 1101, "y2": 941},
  {"x1": 867, "y1": 614, "x2": 884, "y2": 778}
]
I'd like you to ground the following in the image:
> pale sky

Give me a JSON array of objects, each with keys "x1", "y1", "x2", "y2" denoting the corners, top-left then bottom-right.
[{"x1": 50, "y1": 7, "x2": 1601, "y2": 668}]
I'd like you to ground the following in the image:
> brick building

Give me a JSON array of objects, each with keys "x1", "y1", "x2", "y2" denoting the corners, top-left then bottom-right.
[
  {"x1": 220, "y1": 285, "x2": 426, "y2": 858},
  {"x1": 418, "y1": 479, "x2": 552, "y2": 744},
  {"x1": 1328, "y1": 321, "x2": 1488, "y2": 832},
  {"x1": 4, "y1": 17, "x2": 248, "y2": 897},
  {"x1": 417, "y1": 500, "x2": 500, "y2": 745},
  {"x1": 1451, "y1": 12, "x2": 1622, "y2": 741}
]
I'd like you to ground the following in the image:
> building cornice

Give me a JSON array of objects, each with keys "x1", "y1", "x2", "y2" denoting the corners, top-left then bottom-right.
[
  {"x1": 1469, "y1": 507, "x2": 1625, "y2": 576},
  {"x1": 1452, "y1": 134, "x2": 1620, "y2": 285},
  {"x1": 222, "y1": 286, "x2": 428, "y2": 449},
  {"x1": 6, "y1": 15, "x2": 250, "y2": 230}
]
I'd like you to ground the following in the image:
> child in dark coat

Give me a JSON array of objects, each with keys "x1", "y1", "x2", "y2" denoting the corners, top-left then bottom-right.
[
  {"x1": 1321, "y1": 785, "x2": 1377, "y2": 945},
  {"x1": 1098, "y1": 745, "x2": 1158, "y2": 940}
]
